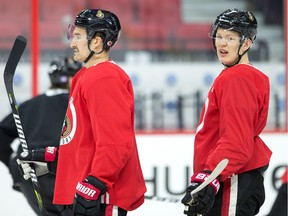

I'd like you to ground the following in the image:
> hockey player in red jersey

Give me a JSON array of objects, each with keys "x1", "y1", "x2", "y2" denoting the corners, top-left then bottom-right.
[
  {"x1": 0, "y1": 57, "x2": 81, "y2": 216},
  {"x1": 51, "y1": 9, "x2": 146, "y2": 216},
  {"x1": 181, "y1": 9, "x2": 272, "y2": 216}
]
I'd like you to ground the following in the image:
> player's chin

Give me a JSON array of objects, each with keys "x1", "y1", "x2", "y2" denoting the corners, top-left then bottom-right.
[
  {"x1": 218, "y1": 57, "x2": 226, "y2": 64},
  {"x1": 218, "y1": 57, "x2": 231, "y2": 66},
  {"x1": 217, "y1": 53, "x2": 227, "y2": 60},
  {"x1": 73, "y1": 53, "x2": 81, "y2": 62}
]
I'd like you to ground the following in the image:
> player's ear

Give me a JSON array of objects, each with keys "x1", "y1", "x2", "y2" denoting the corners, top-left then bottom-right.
[
  {"x1": 90, "y1": 35, "x2": 102, "y2": 49},
  {"x1": 240, "y1": 38, "x2": 252, "y2": 54}
]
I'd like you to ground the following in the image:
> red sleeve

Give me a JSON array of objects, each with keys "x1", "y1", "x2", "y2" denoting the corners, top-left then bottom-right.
[{"x1": 84, "y1": 75, "x2": 134, "y2": 187}]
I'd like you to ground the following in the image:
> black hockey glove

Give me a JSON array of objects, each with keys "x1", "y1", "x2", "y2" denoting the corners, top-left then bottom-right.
[
  {"x1": 73, "y1": 176, "x2": 106, "y2": 216},
  {"x1": 181, "y1": 171, "x2": 220, "y2": 216},
  {"x1": 17, "y1": 146, "x2": 58, "y2": 180}
]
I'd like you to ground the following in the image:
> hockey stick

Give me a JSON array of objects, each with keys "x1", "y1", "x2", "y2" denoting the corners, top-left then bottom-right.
[
  {"x1": 190, "y1": 158, "x2": 228, "y2": 197},
  {"x1": 145, "y1": 196, "x2": 181, "y2": 203},
  {"x1": 186, "y1": 158, "x2": 229, "y2": 216},
  {"x1": 145, "y1": 159, "x2": 228, "y2": 215},
  {"x1": 145, "y1": 159, "x2": 229, "y2": 203},
  {"x1": 3, "y1": 35, "x2": 47, "y2": 216}
]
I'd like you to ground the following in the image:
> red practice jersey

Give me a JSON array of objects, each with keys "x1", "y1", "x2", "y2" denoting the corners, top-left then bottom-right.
[
  {"x1": 194, "y1": 64, "x2": 272, "y2": 181},
  {"x1": 53, "y1": 61, "x2": 146, "y2": 210}
]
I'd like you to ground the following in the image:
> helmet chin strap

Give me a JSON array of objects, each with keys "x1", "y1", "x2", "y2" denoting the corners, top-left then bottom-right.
[{"x1": 83, "y1": 40, "x2": 105, "y2": 64}]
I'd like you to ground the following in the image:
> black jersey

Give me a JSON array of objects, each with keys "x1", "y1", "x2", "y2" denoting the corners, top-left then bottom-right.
[{"x1": 0, "y1": 89, "x2": 69, "y2": 167}]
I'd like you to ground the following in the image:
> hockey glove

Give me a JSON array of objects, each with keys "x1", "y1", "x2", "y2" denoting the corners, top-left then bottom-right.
[
  {"x1": 73, "y1": 176, "x2": 106, "y2": 216},
  {"x1": 181, "y1": 171, "x2": 220, "y2": 216},
  {"x1": 17, "y1": 146, "x2": 58, "y2": 180}
]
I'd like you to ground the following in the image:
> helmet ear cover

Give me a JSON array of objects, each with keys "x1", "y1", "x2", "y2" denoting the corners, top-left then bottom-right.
[{"x1": 86, "y1": 29, "x2": 113, "y2": 51}]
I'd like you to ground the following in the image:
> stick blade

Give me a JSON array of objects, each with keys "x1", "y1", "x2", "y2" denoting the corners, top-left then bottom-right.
[
  {"x1": 190, "y1": 158, "x2": 229, "y2": 196},
  {"x1": 3, "y1": 35, "x2": 27, "y2": 81}
]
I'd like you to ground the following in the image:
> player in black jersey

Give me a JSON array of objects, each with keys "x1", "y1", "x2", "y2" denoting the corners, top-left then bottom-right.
[{"x1": 0, "y1": 57, "x2": 81, "y2": 216}]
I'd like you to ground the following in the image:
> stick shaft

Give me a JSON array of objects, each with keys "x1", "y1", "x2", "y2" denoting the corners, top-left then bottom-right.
[{"x1": 3, "y1": 35, "x2": 47, "y2": 216}]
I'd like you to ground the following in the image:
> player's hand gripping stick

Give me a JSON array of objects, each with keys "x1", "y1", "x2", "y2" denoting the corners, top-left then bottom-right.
[
  {"x1": 181, "y1": 159, "x2": 229, "y2": 216},
  {"x1": 17, "y1": 146, "x2": 58, "y2": 179}
]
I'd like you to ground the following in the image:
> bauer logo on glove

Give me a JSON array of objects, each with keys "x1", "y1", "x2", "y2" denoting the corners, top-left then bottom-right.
[{"x1": 181, "y1": 171, "x2": 220, "y2": 215}]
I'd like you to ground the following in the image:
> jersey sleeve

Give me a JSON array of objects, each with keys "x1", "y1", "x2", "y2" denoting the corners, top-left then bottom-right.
[{"x1": 0, "y1": 113, "x2": 17, "y2": 167}]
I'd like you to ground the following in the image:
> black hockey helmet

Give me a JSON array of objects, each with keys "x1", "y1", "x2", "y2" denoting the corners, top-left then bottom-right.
[
  {"x1": 49, "y1": 57, "x2": 82, "y2": 86},
  {"x1": 209, "y1": 8, "x2": 258, "y2": 43},
  {"x1": 74, "y1": 9, "x2": 121, "y2": 49}
]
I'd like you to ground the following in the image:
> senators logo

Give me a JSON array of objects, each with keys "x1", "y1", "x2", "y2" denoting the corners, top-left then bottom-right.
[
  {"x1": 96, "y1": 10, "x2": 104, "y2": 19},
  {"x1": 247, "y1": 11, "x2": 254, "y2": 22},
  {"x1": 60, "y1": 97, "x2": 77, "y2": 145},
  {"x1": 61, "y1": 116, "x2": 71, "y2": 138}
]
